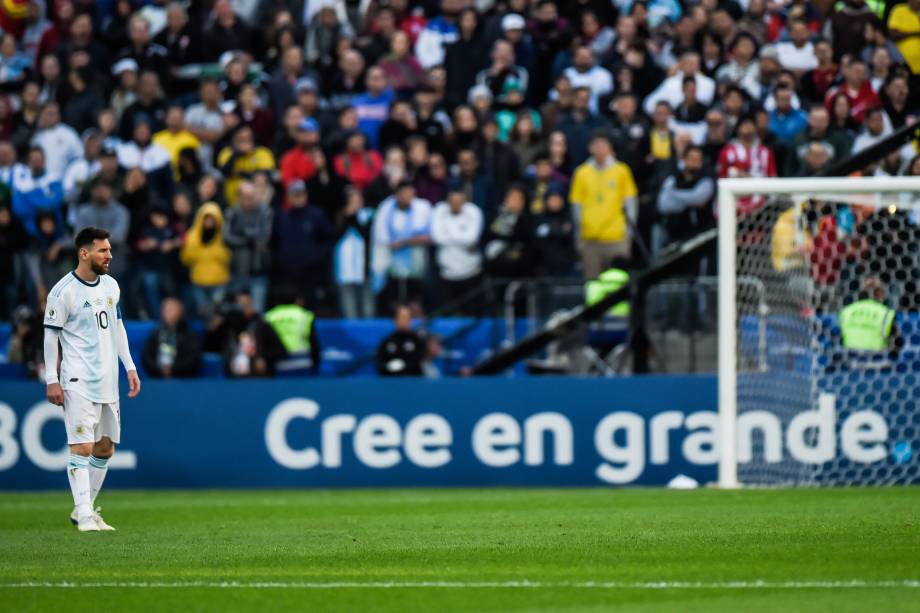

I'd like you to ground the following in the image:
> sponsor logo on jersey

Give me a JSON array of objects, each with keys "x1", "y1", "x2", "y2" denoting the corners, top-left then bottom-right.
[
  {"x1": 47, "y1": 308, "x2": 56, "y2": 320},
  {"x1": 83, "y1": 301, "x2": 92, "y2": 309},
  {"x1": 93, "y1": 298, "x2": 103, "y2": 306}
]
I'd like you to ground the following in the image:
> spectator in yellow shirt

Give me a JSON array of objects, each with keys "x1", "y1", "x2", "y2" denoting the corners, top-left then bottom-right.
[
  {"x1": 888, "y1": 0, "x2": 920, "y2": 74},
  {"x1": 216, "y1": 125, "x2": 276, "y2": 207},
  {"x1": 568, "y1": 132, "x2": 638, "y2": 280},
  {"x1": 152, "y1": 105, "x2": 201, "y2": 179}
]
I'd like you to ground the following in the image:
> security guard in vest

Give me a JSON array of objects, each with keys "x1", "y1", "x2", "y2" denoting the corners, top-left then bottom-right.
[
  {"x1": 839, "y1": 278, "x2": 897, "y2": 354},
  {"x1": 264, "y1": 291, "x2": 321, "y2": 372}
]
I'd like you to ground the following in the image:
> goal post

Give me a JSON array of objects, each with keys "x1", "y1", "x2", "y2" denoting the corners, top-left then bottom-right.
[{"x1": 718, "y1": 176, "x2": 920, "y2": 488}]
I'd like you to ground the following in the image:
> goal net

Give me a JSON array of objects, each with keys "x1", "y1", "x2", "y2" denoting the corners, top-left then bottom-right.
[{"x1": 718, "y1": 177, "x2": 920, "y2": 487}]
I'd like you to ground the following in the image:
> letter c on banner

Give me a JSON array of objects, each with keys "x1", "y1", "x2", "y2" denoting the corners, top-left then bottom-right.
[{"x1": 265, "y1": 398, "x2": 321, "y2": 469}]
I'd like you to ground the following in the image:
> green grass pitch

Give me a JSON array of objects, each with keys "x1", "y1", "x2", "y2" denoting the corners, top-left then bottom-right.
[{"x1": 1, "y1": 487, "x2": 918, "y2": 612}]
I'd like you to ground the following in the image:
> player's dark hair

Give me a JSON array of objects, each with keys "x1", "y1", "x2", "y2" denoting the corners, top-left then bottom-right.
[{"x1": 74, "y1": 227, "x2": 110, "y2": 250}]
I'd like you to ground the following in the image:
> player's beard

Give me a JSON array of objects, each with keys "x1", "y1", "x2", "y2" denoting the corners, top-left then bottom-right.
[{"x1": 91, "y1": 260, "x2": 109, "y2": 275}]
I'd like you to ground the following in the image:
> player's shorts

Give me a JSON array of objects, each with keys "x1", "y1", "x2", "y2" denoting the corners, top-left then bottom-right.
[{"x1": 63, "y1": 390, "x2": 120, "y2": 445}]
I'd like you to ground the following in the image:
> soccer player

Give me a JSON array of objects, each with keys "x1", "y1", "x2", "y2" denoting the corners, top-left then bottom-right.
[{"x1": 43, "y1": 227, "x2": 141, "y2": 532}]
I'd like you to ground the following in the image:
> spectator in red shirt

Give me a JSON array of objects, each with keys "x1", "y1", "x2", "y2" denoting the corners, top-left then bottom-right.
[
  {"x1": 280, "y1": 117, "x2": 319, "y2": 193},
  {"x1": 824, "y1": 58, "x2": 879, "y2": 123},
  {"x1": 334, "y1": 130, "x2": 383, "y2": 192},
  {"x1": 717, "y1": 115, "x2": 778, "y2": 214}
]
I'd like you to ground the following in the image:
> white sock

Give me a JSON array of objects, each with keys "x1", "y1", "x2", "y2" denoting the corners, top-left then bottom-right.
[
  {"x1": 89, "y1": 456, "x2": 109, "y2": 504},
  {"x1": 67, "y1": 454, "x2": 92, "y2": 518}
]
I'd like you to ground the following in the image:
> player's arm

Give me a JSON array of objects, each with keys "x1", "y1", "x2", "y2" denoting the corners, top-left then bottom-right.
[
  {"x1": 43, "y1": 327, "x2": 63, "y2": 406},
  {"x1": 116, "y1": 316, "x2": 141, "y2": 398},
  {"x1": 42, "y1": 294, "x2": 67, "y2": 406}
]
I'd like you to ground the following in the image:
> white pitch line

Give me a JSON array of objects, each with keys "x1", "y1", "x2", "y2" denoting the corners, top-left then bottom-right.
[{"x1": 1, "y1": 580, "x2": 917, "y2": 590}]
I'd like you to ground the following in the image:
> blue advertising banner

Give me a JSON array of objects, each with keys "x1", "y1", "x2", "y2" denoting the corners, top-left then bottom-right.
[{"x1": 0, "y1": 377, "x2": 719, "y2": 489}]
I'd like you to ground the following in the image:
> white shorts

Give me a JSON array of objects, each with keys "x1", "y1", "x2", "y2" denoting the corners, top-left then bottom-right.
[{"x1": 63, "y1": 390, "x2": 121, "y2": 445}]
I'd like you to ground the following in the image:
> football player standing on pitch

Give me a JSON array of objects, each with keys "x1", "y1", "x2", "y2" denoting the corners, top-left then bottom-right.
[{"x1": 43, "y1": 227, "x2": 142, "y2": 532}]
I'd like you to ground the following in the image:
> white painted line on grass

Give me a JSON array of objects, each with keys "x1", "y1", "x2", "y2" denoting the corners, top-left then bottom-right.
[{"x1": 1, "y1": 580, "x2": 917, "y2": 590}]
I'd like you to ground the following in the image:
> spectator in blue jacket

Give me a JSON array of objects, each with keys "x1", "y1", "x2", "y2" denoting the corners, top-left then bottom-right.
[
  {"x1": 351, "y1": 66, "x2": 394, "y2": 151},
  {"x1": 12, "y1": 146, "x2": 65, "y2": 238}
]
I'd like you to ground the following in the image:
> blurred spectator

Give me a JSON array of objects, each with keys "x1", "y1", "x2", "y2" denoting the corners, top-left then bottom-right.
[
  {"x1": 62, "y1": 131, "x2": 103, "y2": 204},
  {"x1": 888, "y1": 0, "x2": 920, "y2": 76},
  {"x1": 0, "y1": 202, "x2": 28, "y2": 317},
  {"x1": 152, "y1": 105, "x2": 200, "y2": 176},
  {"x1": 27, "y1": 210, "x2": 72, "y2": 301},
  {"x1": 476, "y1": 39, "x2": 529, "y2": 106},
  {"x1": 431, "y1": 183, "x2": 483, "y2": 308},
  {"x1": 717, "y1": 115, "x2": 778, "y2": 213},
  {"x1": 557, "y1": 87, "x2": 609, "y2": 166},
  {"x1": 477, "y1": 115, "x2": 522, "y2": 202},
  {"x1": 216, "y1": 125, "x2": 275, "y2": 207},
  {"x1": 333, "y1": 130, "x2": 383, "y2": 192},
  {"x1": 657, "y1": 145, "x2": 715, "y2": 248},
  {"x1": 644, "y1": 52, "x2": 715, "y2": 116},
  {"x1": 800, "y1": 39, "x2": 837, "y2": 104},
  {"x1": 141, "y1": 297, "x2": 201, "y2": 378},
  {"x1": 224, "y1": 181, "x2": 273, "y2": 312},
  {"x1": 135, "y1": 204, "x2": 181, "y2": 316},
  {"x1": 209, "y1": 290, "x2": 286, "y2": 378},
  {"x1": 352, "y1": 66, "x2": 395, "y2": 151},
  {"x1": 768, "y1": 86, "x2": 809, "y2": 156},
  {"x1": 532, "y1": 186, "x2": 577, "y2": 277},
  {"x1": 776, "y1": 19, "x2": 818, "y2": 73},
  {"x1": 824, "y1": 58, "x2": 880, "y2": 123},
  {"x1": 264, "y1": 290, "x2": 321, "y2": 372},
  {"x1": 415, "y1": 0, "x2": 462, "y2": 70},
  {"x1": 280, "y1": 116, "x2": 319, "y2": 193},
  {"x1": 185, "y1": 79, "x2": 226, "y2": 167},
  {"x1": 716, "y1": 33, "x2": 762, "y2": 101},
  {"x1": 443, "y1": 7, "x2": 487, "y2": 109},
  {"x1": 7, "y1": 305, "x2": 43, "y2": 379},
  {"x1": 117, "y1": 115, "x2": 174, "y2": 202},
  {"x1": 482, "y1": 183, "x2": 533, "y2": 279},
  {"x1": 274, "y1": 180, "x2": 335, "y2": 309},
  {"x1": 788, "y1": 105, "x2": 852, "y2": 175},
  {"x1": 376, "y1": 303, "x2": 425, "y2": 376},
  {"x1": 119, "y1": 70, "x2": 167, "y2": 140},
  {"x1": 852, "y1": 106, "x2": 892, "y2": 153},
  {"x1": 799, "y1": 141, "x2": 833, "y2": 176},
  {"x1": 372, "y1": 180, "x2": 432, "y2": 311},
  {"x1": 181, "y1": 202, "x2": 230, "y2": 317},
  {"x1": 563, "y1": 46, "x2": 613, "y2": 113},
  {"x1": 31, "y1": 102, "x2": 82, "y2": 179},
  {"x1": 74, "y1": 179, "x2": 130, "y2": 270},
  {"x1": 570, "y1": 132, "x2": 638, "y2": 280},
  {"x1": 335, "y1": 188, "x2": 375, "y2": 318},
  {"x1": 827, "y1": 0, "x2": 880, "y2": 63},
  {"x1": 305, "y1": 147, "x2": 348, "y2": 224},
  {"x1": 378, "y1": 31, "x2": 424, "y2": 96},
  {"x1": 12, "y1": 146, "x2": 64, "y2": 238},
  {"x1": 204, "y1": 0, "x2": 259, "y2": 61}
]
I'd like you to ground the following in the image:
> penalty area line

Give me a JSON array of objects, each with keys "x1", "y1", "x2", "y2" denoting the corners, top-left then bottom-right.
[{"x1": 2, "y1": 580, "x2": 918, "y2": 590}]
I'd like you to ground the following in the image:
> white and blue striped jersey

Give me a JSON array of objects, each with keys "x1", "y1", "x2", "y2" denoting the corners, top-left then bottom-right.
[{"x1": 43, "y1": 272, "x2": 123, "y2": 404}]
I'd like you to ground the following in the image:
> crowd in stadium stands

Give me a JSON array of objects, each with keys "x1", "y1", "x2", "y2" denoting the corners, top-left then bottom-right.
[{"x1": 3, "y1": 0, "x2": 920, "y2": 366}]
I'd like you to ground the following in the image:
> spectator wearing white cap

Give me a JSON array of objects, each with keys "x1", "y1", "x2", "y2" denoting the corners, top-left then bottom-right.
[
  {"x1": 110, "y1": 58, "x2": 139, "y2": 121},
  {"x1": 563, "y1": 46, "x2": 614, "y2": 113},
  {"x1": 501, "y1": 13, "x2": 536, "y2": 78}
]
